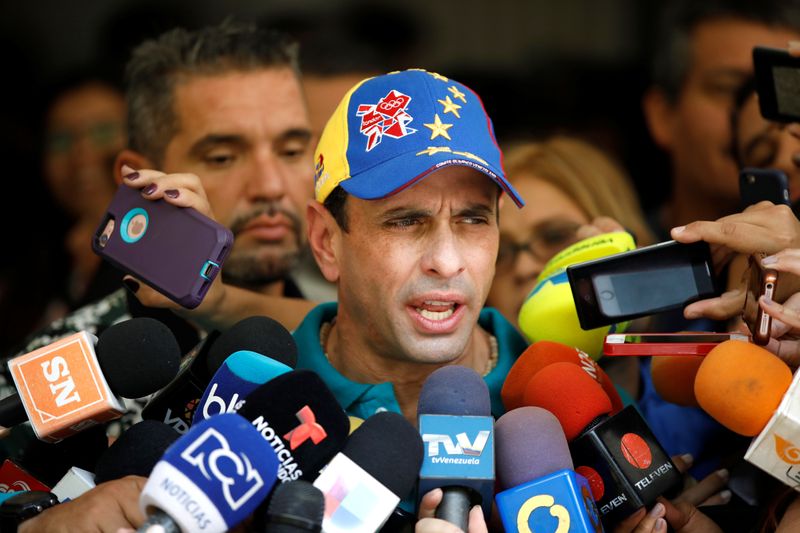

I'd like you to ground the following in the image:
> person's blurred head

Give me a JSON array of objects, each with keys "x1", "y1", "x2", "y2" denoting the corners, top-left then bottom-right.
[
  {"x1": 486, "y1": 136, "x2": 654, "y2": 324},
  {"x1": 731, "y1": 77, "x2": 800, "y2": 202},
  {"x1": 43, "y1": 76, "x2": 125, "y2": 221},
  {"x1": 119, "y1": 20, "x2": 313, "y2": 291},
  {"x1": 643, "y1": 0, "x2": 800, "y2": 222}
]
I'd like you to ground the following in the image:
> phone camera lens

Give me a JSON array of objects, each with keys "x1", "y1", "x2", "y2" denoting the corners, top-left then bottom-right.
[{"x1": 99, "y1": 234, "x2": 109, "y2": 246}]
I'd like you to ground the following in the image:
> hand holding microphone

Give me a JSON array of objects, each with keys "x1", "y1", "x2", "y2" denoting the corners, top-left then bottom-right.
[{"x1": 416, "y1": 489, "x2": 487, "y2": 533}]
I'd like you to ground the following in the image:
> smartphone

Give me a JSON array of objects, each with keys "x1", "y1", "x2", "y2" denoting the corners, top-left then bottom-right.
[
  {"x1": 92, "y1": 185, "x2": 233, "y2": 309},
  {"x1": 753, "y1": 46, "x2": 800, "y2": 123},
  {"x1": 567, "y1": 240, "x2": 719, "y2": 330},
  {"x1": 739, "y1": 167, "x2": 790, "y2": 209},
  {"x1": 603, "y1": 332, "x2": 750, "y2": 357},
  {"x1": 743, "y1": 252, "x2": 779, "y2": 346}
]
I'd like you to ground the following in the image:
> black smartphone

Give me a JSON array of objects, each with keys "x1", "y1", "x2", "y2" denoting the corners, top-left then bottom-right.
[
  {"x1": 739, "y1": 167, "x2": 791, "y2": 209},
  {"x1": 753, "y1": 46, "x2": 800, "y2": 123},
  {"x1": 567, "y1": 241, "x2": 719, "y2": 330}
]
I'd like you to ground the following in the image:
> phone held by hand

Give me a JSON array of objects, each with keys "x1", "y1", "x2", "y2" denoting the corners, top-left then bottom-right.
[
  {"x1": 753, "y1": 46, "x2": 800, "y2": 123},
  {"x1": 92, "y1": 185, "x2": 233, "y2": 309},
  {"x1": 739, "y1": 167, "x2": 790, "y2": 209},
  {"x1": 603, "y1": 332, "x2": 750, "y2": 357},
  {"x1": 567, "y1": 240, "x2": 719, "y2": 330},
  {"x1": 744, "y1": 252, "x2": 779, "y2": 346}
]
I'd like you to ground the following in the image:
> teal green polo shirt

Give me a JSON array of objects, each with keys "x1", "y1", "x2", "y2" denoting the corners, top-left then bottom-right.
[{"x1": 292, "y1": 302, "x2": 528, "y2": 418}]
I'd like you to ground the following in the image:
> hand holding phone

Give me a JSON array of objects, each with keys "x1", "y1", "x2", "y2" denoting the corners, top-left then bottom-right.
[
  {"x1": 567, "y1": 240, "x2": 719, "y2": 330},
  {"x1": 743, "y1": 252, "x2": 779, "y2": 345},
  {"x1": 92, "y1": 185, "x2": 233, "y2": 309}
]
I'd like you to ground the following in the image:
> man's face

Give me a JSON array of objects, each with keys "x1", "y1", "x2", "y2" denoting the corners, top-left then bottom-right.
[
  {"x1": 333, "y1": 166, "x2": 499, "y2": 365},
  {"x1": 657, "y1": 18, "x2": 799, "y2": 205},
  {"x1": 161, "y1": 68, "x2": 313, "y2": 288}
]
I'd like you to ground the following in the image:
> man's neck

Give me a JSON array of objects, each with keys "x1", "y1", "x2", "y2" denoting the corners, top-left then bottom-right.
[{"x1": 324, "y1": 317, "x2": 492, "y2": 425}]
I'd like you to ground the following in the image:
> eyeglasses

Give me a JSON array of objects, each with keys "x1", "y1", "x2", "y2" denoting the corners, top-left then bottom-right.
[{"x1": 496, "y1": 220, "x2": 582, "y2": 272}]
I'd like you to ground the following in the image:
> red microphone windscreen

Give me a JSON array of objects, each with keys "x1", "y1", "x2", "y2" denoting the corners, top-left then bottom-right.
[
  {"x1": 651, "y1": 355, "x2": 703, "y2": 407},
  {"x1": 695, "y1": 340, "x2": 792, "y2": 436},
  {"x1": 522, "y1": 362, "x2": 612, "y2": 441},
  {"x1": 503, "y1": 341, "x2": 623, "y2": 413}
]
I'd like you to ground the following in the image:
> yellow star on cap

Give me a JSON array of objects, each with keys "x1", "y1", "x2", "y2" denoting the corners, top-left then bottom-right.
[
  {"x1": 417, "y1": 146, "x2": 453, "y2": 157},
  {"x1": 429, "y1": 72, "x2": 449, "y2": 82},
  {"x1": 424, "y1": 114, "x2": 453, "y2": 141},
  {"x1": 448, "y1": 85, "x2": 467, "y2": 103},
  {"x1": 437, "y1": 96, "x2": 462, "y2": 118}
]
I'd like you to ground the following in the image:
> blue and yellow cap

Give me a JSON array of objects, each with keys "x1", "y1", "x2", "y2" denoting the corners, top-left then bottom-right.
[{"x1": 314, "y1": 69, "x2": 524, "y2": 207}]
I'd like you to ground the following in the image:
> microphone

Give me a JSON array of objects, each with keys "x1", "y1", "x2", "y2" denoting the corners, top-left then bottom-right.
[
  {"x1": 692, "y1": 340, "x2": 800, "y2": 488},
  {"x1": 313, "y1": 411, "x2": 423, "y2": 533},
  {"x1": 494, "y1": 407, "x2": 602, "y2": 532},
  {"x1": 4, "y1": 317, "x2": 180, "y2": 442},
  {"x1": 51, "y1": 466, "x2": 95, "y2": 502},
  {"x1": 501, "y1": 340, "x2": 623, "y2": 413},
  {"x1": 142, "y1": 315, "x2": 296, "y2": 433},
  {"x1": 193, "y1": 349, "x2": 293, "y2": 424},
  {"x1": 650, "y1": 355, "x2": 704, "y2": 407},
  {"x1": 263, "y1": 480, "x2": 324, "y2": 532},
  {"x1": 138, "y1": 412, "x2": 279, "y2": 533},
  {"x1": 524, "y1": 362, "x2": 681, "y2": 528},
  {"x1": 237, "y1": 370, "x2": 350, "y2": 483},
  {"x1": 0, "y1": 459, "x2": 51, "y2": 493},
  {"x1": 94, "y1": 420, "x2": 181, "y2": 484},
  {"x1": 417, "y1": 366, "x2": 494, "y2": 530},
  {"x1": 517, "y1": 232, "x2": 636, "y2": 358}
]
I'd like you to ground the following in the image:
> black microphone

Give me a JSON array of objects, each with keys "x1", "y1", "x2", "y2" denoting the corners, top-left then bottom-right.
[
  {"x1": 417, "y1": 366, "x2": 495, "y2": 531},
  {"x1": 3, "y1": 317, "x2": 180, "y2": 442},
  {"x1": 264, "y1": 480, "x2": 324, "y2": 532},
  {"x1": 94, "y1": 420, "x2": 180, "y2": 484},
  {"x1": 313, "y1": 411, "x2": 423, "y2": 532},
  {"x1": 237, "y1": 369, "x2": 350, "y2": 483},
  {"x1": 141, "y1": 315, "x2": 296, "y2": 433}
]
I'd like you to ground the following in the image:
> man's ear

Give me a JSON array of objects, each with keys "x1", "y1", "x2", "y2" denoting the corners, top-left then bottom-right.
[
  {"x1": 306, "y1": 200, "x2": 341, "y2": 283},
  {"x1": 642, "y1": 87, "x2": 677, "y2": 151},
  {"x1": 113, "y1": 149, "x2": 153, "y2": 185}
]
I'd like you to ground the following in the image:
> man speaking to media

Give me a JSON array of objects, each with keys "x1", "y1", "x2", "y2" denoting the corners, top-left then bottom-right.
[{"x1": 291, "y1": 69, "x2": 529, "y2": 423}]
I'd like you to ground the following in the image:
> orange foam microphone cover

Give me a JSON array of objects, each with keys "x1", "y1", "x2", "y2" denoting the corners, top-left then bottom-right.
[
  {"x1": 651, "y1": 355, "x2": 704, "y2": 407},
  {"x1": 502, "y1": 341, "x2": 623, "y2": 413},
  {"x1": 694, "y1": 340, "x2": 792, "y2": 436},
  {"x1": 522, "y1": 362, "x2": 613, "y2": 441}
]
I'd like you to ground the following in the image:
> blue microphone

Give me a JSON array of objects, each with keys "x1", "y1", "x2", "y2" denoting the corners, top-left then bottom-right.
[
  {"x1": 417, "y1": 366, "x2": 495, "y2": 530},
  {"x1": 138, "y1": 413, "x2": 279, "y2": 533},
  {"x1": 193, "y1": 350, "x2": 292, "y2": 423},
  {"x1": 494, "y1": 407, "x2": 602, "y2": 532}
]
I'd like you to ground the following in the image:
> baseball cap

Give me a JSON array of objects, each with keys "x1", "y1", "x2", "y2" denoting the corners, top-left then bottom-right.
[{"x1": 313, "y1": 69, "x2": 524, "y2": 207}]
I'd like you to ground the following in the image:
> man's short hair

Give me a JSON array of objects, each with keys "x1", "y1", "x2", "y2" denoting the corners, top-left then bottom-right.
[
  {"x1": 124, "y1": 20, "x2": 300, "y2": 164},
  {"x1": 650, "y1": 0, "x2": 800, "y2": 103},
  {"x1": 323, "y1": 185, "x2": 350, "y2": 232}
]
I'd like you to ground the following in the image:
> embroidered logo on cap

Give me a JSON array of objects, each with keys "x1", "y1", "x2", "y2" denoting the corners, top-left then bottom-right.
[{"x1": 357, "y1": 90, "x2": 417, "y2": 152}]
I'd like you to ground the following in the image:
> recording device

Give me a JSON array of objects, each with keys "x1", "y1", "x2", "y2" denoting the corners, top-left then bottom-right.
[
  {"x1": 567, "y1": 240, "x2": 718, "y2": 330},
  {"x1": 603, "y1": 332, "x2": 749, "y2": 356},
  {"x1": 93, "y1": 184, "x2": 233, "y2": 308},
  {"x1": 193, "y1": 350, "x2": 293, "y2": 424},
  {"x1": 744, "y1": 252, "x2": 779, "y2": 346},
  {"x1": 142, "y1": 316, "x2": 296, "y2": 434},
  {"x1": 51, "y1": 467, "x2": 95, "y2": 502},
  {"x1": 524, "y1": 363, "x2": 681, "y2": 528},
  {"x1": 94, "y1": 420, "x2": 180, "y2": 484},
  {"x1": 0, "y1": 490, "x2": 59, "y2": 530},
  {"x1": 237, "y1": 370, "x2": 350, "y2": 483},
  {"x1": 740, "y1": 167, "x2": 791, "y2": 210},
  {"x1": 501, "y1": 340, "x2": 623, "y2": 413},
  {"x1": 2, "y1": 318, "x2": 179, "y2": 442},
  {"x1": 753, "y1": 46, "x2": 800, "y2": 123},
  {"x1": 139, "y1": 413, "x2": 279, "y2": 533},
  {"x1": 494, "y1": 407, "x2": 602, "y2": 532},
  {"x1": 693, "y1": 340, "x2": 800, "y2": 490},
  {"x1": 263, "y1": 480, "x2": 324, "y2": 533},
  {"x1": 518, "y1": 231, "x2": 637, "y2": 358},
  {"x1": 417, "y1": 366, "x2": 495, "y2": 529},
  {"x1": 313, "y1": 411, "x2": 423, "y2": 533}
]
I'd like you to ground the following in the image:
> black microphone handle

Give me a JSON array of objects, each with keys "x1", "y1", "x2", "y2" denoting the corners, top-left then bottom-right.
[
  {"x1": 0, "y1": 394, "x2": 27, "y2": 428},
  {"x1": 435, "y1": 486, "x2": 471, "y2": 532}
]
